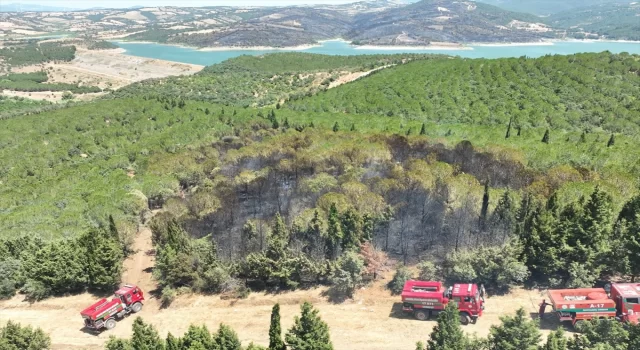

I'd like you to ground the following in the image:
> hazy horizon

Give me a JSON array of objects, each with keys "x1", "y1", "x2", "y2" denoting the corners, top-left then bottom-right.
[{"x1": 0, "y1": 0, "x2": 363, "y2": 9}]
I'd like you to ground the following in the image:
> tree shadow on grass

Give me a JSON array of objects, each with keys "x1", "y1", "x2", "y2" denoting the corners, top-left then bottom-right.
[
  {"x1": 320, "y1": 288, "x2": 348, "y2": 303},
  {"x1": 530, "y1": 312, "x2": 577, "y2": 333}
]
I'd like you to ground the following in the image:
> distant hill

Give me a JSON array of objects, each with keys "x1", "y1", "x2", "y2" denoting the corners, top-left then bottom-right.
[
  {"x1": 547, "y1": 2, "x2": 640, "y2": 40},
  {"x1": 166, "y1": 7, "x2": 353, "y2": 48},
  {"x1": 346, "y1": 0, "x2": 555, "y2": 45},
  {"x1": 476, "y1": 0, "x2": 631, "y2": 16}
]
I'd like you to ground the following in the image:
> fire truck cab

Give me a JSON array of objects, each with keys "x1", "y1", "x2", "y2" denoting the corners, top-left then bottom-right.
[{"x1": 610, "y1": 283, "x2": 640, "y2": 324}]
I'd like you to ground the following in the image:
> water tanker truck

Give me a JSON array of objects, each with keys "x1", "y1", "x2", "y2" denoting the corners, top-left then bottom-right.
[
  {"x1": 401, "y1": 280, "x2": 485, "y2": 325},
  {"x1": 80, "y1": 284, "x2": 144, "y2": 331},
  {"x1": 546, "y1": 283, "x2": 640, "y2": 328}
]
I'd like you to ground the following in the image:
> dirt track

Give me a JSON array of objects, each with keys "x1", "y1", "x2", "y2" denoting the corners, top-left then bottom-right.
[{"x1": 0, "y1": 224, "x2": 555, "y2": 349}]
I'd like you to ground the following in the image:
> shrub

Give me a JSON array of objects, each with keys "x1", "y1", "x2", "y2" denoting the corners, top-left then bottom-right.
[
  {"x1": 0, "y1": 321, "x2": 51, "y2": 350},
  {"x1": 388, "y1": 265, "x2": 412, "y2": 295},
  {"x1": 161, "y1": 286, "x2": 177, "y2": 308},
  {"x1": 417, "y1": 261, "x2": 439, "y2": 281},
  {"x1": 21, "y1": 280, "x2": 50, "y2": 301},
  {"x1": 441, "y1": 244, "x2": 529, "y2": 293},
  {"x1": 198, "y1": 266, "x2": 231, "y2": 293},
  {"x1": 328, "y1": 251, "x2": 364, "y2": 298},
  {"x1": 0, "y1": 258, "x2": 21, "y2": 299},
  {"x1": 566, "y1": 262, "x2": 597, "y2": 288}
]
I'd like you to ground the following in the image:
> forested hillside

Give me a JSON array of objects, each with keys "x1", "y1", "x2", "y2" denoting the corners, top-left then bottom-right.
[
  {"x1": 287, "y1": 52, "x2": 640, "y2": 134},
  {"x1": 1, "y1": 52, "x2": 639, "y2": 314},
  {"x1": 348, "y1": 0, "x2": 553, "y2": 45},
  {"x1": 113, "y1": 53, "x2": 444, "y2": 107},
  {"x1": 547, "y1": 2, "x2": 640, "y2": 41},
  {"x1": 0, "y1": 41, "x2": 76, "y2": 70},
  {"x1": 476, "y1": 0, "x2": 630, "y2": 15}
]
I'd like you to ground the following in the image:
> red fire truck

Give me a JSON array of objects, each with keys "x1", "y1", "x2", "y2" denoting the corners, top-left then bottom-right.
[
  {"x1": 610, "y1": 283, "x2": 640, "y2": 324},
  {"x1": 80, "y1": 284, "x2": 145, "y2": 331},
  {"x1": 401, "y1": 280, "x2": 485, "y2": 325},
  {"x1": 546, "y1": 287, "x2": 617, "y2": 328},
  {"x1": 545, "y1": 283, "x2": 640, "y2": 328}
]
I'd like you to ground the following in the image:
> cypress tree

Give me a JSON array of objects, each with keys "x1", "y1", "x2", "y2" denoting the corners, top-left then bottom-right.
[
  {"x1": 108, "y1": 214, "x2": 119, "y2": 240},
  {"x1": 131, "y1": 317, "x2": 164, "y2": 350},
  {"x1": 479, "y1": 183, "x2": 490, "y2": 231},
  {"x1": 580, "y1": 131, "x2": 586, "y2": 143},
  {"x1": 105, "y1": 337, "x2": 132, "y2": 350},
  {"x1": 362, "y1": 213, "x2": 375, "y2": 242},
  {"x1": 426, "y1": 302, "x2": 468, "y2": 350},
  {"x1": 617, "y1": 196, "x2": 640, "y2": 281},
  {"x1": 305, "y1": 209, "x2": 324, "y2": 254},
  {"x1": 546, "y1": 192, "x2": 560, "y2": 217},
  {"x1": 517, "y1": 126, "x2": 521, "y2": 136},
  {"x1": 406, "y1": 127, "x2": 413, "y2": 136},
  {"x1": 542, "y1": 129, "x2": 550, "y2": 144},
  {"x1": 182, "y1": 325, "x2": 214, "y2": 349},
  {"x1": 332, "y1": 122, "x2": 339, "y2": 132},
  {"x1": 326, "y1": 203, "x2": 343, "y2": 259},
  {"x1": 214, "y1": 324, "x2": 242, "y2": 350},
  {"x1": 166, "y1": 333, "x2": 182, "y2": 350},
  {"x1": 540, "y1": 329, "x2": 568, "y2": 350},
  {"x1": 419, "y1": 123, "x2": 426, "y2": 135},
  {"x1": 0, "y1": 321, "x2": 51, "y2": 350},
  {"x1": 205, "y1": 108, "x2": 210, "y2": 115},
  {"x1": 285, "y1": 302, "x2": 333, "y2": 350},
  {"x1": 268, "y1": 304, "x2": 286, "y2": 350},
  {"x1": 340, "y1": 208, "x2": 363, "y2": 250},
  {"x1": 309, "y1": 121, "x2": 315, "y2": 128},
  {"x1": 488, "y1": 308, "x2": 540, "y2": 350},
  {"x1": 581, "y1": 186, "x2": 615, "y2": 251},
  {"x1": 505, "y1": 118, "x2": 512, "y2": 139},
  {"x1": 80, "y1": 228, "x2": 123, "y2": 290},
  {"x1": 266, "y1": 213, "x2": 289, "y2": 262},
  {"x1": 283, "y1": 118, "x2": 290, "y2": 129},
  {"x1": 272, "y1": 117, "x2": 280, "y2": 129},
  {"x1": 489, "y1": 191, "x2": 516, "y2": 242},
  {"x1": 350, "y1": 123, "x2": 356, "y2": 132},
  {"x1": 607, "y1": 133, "x2": 615, "y2": 147}
]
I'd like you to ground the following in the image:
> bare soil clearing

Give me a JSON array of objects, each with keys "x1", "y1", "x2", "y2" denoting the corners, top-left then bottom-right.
[
  {"x1": 2, "y1": 90, "x2": 105, "y2": 102},
  {"x1": 0, "y1": 221, "x2": 556, "y2": 350},
  {"x1": 4, "y1": 49, "x2": 204, "y2": 102}
]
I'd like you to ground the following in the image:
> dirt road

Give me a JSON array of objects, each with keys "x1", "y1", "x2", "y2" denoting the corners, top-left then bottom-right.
[{"x1": 0, "y1": 224, "x2": 554, "y2": 350}]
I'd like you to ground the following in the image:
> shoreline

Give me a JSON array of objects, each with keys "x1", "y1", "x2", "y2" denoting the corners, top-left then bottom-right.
[
  {"x1": 113, "y1": 38, "x2": 640, "y2": 53},
  {"x1": 114, "y1": 40, "x2": 321, "y2": 52},
  {"x1": 353, "y1": 44, "x2": 473, "y2": 51},
  {"x1": 471, "y1": 41, "x2": 554, "y2": 47},
  {"x1": 198, "y1": 44, "x2": 320, "y2": 52},
  {"x1": 547, "y1": 38, "x2": 640, "y2": 44}
]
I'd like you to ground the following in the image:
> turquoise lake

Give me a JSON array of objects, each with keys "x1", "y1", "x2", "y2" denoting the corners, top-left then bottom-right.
[{"x1": 114, "y1": 40, "x2": 640, "y2": 66}]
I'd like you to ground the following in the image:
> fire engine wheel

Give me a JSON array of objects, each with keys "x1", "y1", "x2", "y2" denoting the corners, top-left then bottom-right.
[
  {"x1": 131, "y1": 302, "x2": 143, "y2": 313},
  {"x1": 105, "y1": 318, "x2": 117, "y2": 330},
  {"x1": 459, "y1": 313, "x2": 471, "y2": 326},
  {"x1": 414, "y1": 310, "x2": 429, "y2": 321}
]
